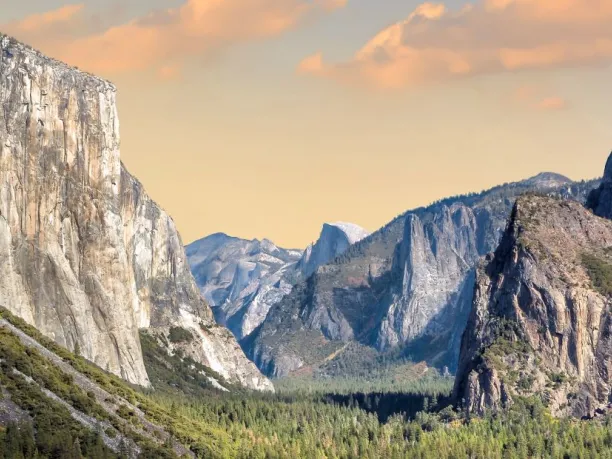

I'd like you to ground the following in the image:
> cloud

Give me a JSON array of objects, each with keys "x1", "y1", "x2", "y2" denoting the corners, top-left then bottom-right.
[
  {"x1": 299, "y1": 0, "x2": 612, "y2": 89},
  {"x1": 5, "y1": 0, "x2": 346, "y2": 75},
  {"x1": 513, "y1": 85, "x2": 569, "y2": 111},
  {"x1": 297, "y1": 52, "x2": 325, "y2": 74},
  {"x1": 4, "y1": 3, "x2": 127, "y2": 42},
  {"x1": 12, "y1": 4, "x2": 85, "y2": 33},
  {"x1": 535, "y1": 96, "x2": 568, "y2": 111}
]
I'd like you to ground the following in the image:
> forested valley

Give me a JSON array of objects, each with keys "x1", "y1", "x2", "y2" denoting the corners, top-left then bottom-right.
[{"x1": 0, "y1": 306, "x2": 611, "y2": 459}]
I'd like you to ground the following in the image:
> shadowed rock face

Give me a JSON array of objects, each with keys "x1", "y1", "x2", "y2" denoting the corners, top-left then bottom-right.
[
  {"x1": 246, "y1": 174, "x2": 598, "y2": 378},
  {"x1": 454, "y1": 194, "x2": 612, "y2": 418},
  {"x1": 297, "y1": 223, "x2": 370, "y2": 277},
  {"x1": 0, "y1": 35, "x2": 272, "y2": 391},
  {"x1": 587, "y1": 152, "x2": 612, "y2": 219}
]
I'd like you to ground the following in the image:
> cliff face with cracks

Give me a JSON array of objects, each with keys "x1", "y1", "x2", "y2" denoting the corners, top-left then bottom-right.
[
  {"x1": 0, "y1": 35, "x2": 272, "y2": 391},
  {"x1": 454, "y1": 193, "x2": 612, "y2": 418}
]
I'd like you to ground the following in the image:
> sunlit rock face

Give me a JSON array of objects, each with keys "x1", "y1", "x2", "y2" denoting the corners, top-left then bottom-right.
[
  {"x1": 188, "y1": 234, "x2": 303, "y2": 340},
  {"x1": 0, "y1": 35, "x2": 272, "y2": 391}
]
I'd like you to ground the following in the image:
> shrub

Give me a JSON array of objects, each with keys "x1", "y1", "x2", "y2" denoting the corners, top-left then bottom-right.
[{"x1": 168, "y1": 327, "x2": 193, "y2": 344}]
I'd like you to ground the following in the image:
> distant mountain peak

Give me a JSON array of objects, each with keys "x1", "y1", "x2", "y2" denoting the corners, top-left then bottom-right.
[
  {"x1": 189, "y1": 232, "x2": 236, "y2": 245},
  {"x1": 603, "y1": 151, "x2": 612, "y2": 182},
  {"x1": 298, "y1": 222, "x2": 370, "y2": 277},
  {"x1": 186, "y1": 234, "x2": 303, "y2": 339},
  {"x1": 187, "y1": 222, "x2": 370, "y2": 341},
  {"x1": 521, "y1": 172, "x2": 572, "y2": 188}
]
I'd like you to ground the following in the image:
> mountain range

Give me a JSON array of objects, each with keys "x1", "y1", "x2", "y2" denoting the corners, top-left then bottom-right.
[
  {"x1": 186, "y1": 222, "x2": 370, "y2": 341},
  {"x1": 189, "y1": 173, "x2": 599, "y2": 379}
]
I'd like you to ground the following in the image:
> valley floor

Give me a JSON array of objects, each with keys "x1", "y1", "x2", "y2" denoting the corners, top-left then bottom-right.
[{"x1": 0, "y1": 306, "x2": 611, "y2": 458}]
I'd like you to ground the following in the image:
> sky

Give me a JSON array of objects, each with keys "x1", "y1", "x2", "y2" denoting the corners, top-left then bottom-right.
[{"x1": 1, "y1": 0, "x2": 612, "y2": 249}]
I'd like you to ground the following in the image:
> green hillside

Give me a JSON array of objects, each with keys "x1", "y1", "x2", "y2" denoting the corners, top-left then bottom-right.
[{"x1": 2, "y1": 307, "x2": 612, "y2": 458}]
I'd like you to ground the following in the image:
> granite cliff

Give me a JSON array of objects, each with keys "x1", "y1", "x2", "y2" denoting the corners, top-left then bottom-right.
[
  {"x1": 454, "y1": 190, "x2": 612, "y2": 418},
  {"x1": 297, "y1": 222, "x2": 370, "y2": 277},
  {"x1": 0, "y1": 34, "x2": 271, "y2": 391}
]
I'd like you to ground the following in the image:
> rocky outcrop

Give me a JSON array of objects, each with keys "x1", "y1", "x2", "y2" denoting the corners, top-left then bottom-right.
[
  {"x1": 247, "y1": 174, "x2": 599, "y2": 378},
  {"x1": 187, "y1": 222, "x2": 368, "y2": 343},
  {"x1": 454, "y1": 194, "x2": 612, "y2": 417},
  {"x1": 377, "y1": 206, "x2": 481, "y2": 353},
  {"x1": 0, "y1": 34, "x2": 272, "y2": 391}
]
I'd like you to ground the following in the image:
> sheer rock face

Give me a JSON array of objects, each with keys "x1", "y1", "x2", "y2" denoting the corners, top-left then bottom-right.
[
  {"x1": 247, "y1": 175, "x2": 598, "y2": 378},
  {"x1": 0, "y1": 35, "x2": 272, "y2": 391},
  {"x1": 377, "y1": 206, "x2": 482, "y2": 354},
  {"x1": 297, "y1": 222, "x2": 370, "y2": 277},
  {"x1": 454, "y1": 195, "x2": 612, "y2": 417}
]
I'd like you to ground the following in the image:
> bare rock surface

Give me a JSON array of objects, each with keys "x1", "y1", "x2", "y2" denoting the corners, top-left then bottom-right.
[
  {"x1": 0, "y1": 34, "x2": 271, "y2": 391},
  {"x1": 187, "y1": 222, "x2": 369, "y2": 343},
  {"x1": 454, "y1": 193, "x2": 612, "y2": 417}
]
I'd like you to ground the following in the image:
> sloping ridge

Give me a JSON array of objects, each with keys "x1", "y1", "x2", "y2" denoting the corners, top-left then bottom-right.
[{"x1": 0, "y1": 309, "x2": 193, "y2": 457}]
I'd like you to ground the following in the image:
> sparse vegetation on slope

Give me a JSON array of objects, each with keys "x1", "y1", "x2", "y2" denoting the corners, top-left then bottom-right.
[
  {"x1": 582, "y1": 252, "x2": 612, "y2": 296},
  {"x1": 168, "y1": 328, "x2": 194, "y2": 345},
  {"x1": 0, "y1": 323, "x2": 173, "y2": 458},
  {"x1": 139, "y1": 330, "x2": 235, "y2": 396}
]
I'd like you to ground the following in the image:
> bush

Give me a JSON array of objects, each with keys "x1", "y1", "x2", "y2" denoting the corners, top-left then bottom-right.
[{"x1": 168, "y1": 327, "x2": 193, "y2": 344}]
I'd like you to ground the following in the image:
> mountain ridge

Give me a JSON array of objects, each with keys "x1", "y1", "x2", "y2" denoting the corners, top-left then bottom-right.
[
  {"x1": 187, "y1": 221, "x2": 370, "y2": 341},
  {"x1": 245, "y1": 172, "x2": 599, "y2": 378},
  {"x1": 453, "y1": 153, "x2": 612, "y2": 419}
]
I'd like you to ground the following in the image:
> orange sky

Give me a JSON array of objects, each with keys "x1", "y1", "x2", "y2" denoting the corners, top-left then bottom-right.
[{"x1": 2, "y1": 0, "x2": 612, "y2": 248}]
